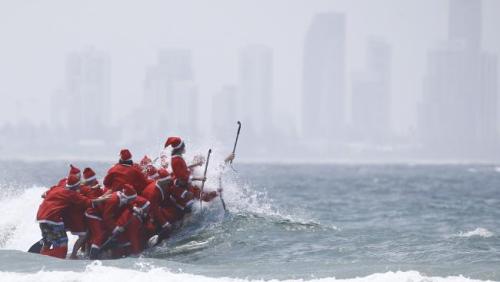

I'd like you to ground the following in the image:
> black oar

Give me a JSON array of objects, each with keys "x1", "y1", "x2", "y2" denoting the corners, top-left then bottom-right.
[
  {"x1": 27, "y1": 239, "x2": 44, "y2": 254},
  {"x1": 218, "y1": 175, "x2": 227, "y2": 212},
  {"x1": 199, "y1": 149, "x2": 212, "y2": 210},
  {"x1": 230, "y1": 121, "x2": 241, "y2": 172}
]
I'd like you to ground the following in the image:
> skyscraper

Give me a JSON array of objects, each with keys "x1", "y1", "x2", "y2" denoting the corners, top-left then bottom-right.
[
  {"x1": 212, "y1": 85, "x2": 237, "y2": 140},
  {"x1": 65, "y1": 47, "x2": 111, "y2": 139},
  {"x1": 418, "y1": 0, "x2": 498, "y2": 158},
  {"x1": 238, "y1": 45, "x2": 273, "y2": 136},
  {"x1": 449, "y1": 0, "x2": 481, "y2": 50},
  {"x1": 351, "y1": 38, "x2": 392, "y2": 143},
  {"x1": 143, "y1": 49, "x2": 199, "y2": 137},
  {"x1": 302, "y1": 12, "x2": 346, "y2": 140}
]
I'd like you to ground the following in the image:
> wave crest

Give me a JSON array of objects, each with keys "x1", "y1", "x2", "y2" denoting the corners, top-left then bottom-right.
[
  {"x1": 456, "y1": 228, "x2": 494, "y2": 238},
  {"x1": 0, "y1": 265, "x2": 493, "y2": 282}
]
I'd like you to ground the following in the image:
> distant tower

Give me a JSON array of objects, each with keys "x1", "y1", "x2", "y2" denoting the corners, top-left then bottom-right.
[
  {"x1": 351, "y1": 38, "x2": 392, "y2": 143},
  {"x1": 238, "y1": 45, "x2": 273, "y2": 135},
  {"x1": 418, "y1": 0, "x2": 498, "y2": 157},
  {"x1": 143, "y1": 49, "x2": 198, "y2": 137},
  {"x1": 212, "y1": 85, "x2": 237, "y2": 140},
  {"x1": 65, "y1": 47, "x2": 111, "y2": 139},
  {"x1": 302, "y1": 12, "x2": 346, "y2": 140},
  {"x1": 449, "y1": 0, "x2": 481, "y2": 50}
]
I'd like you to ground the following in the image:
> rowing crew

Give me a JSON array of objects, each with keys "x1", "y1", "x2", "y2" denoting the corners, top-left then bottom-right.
[{"x1": 35, "y1": 136, "x2": 234, "y2": 259}]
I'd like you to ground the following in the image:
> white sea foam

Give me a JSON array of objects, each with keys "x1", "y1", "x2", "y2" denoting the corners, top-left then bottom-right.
[
  {"x1": 0, "y1": 186, "x2": 79, "y2": 251},
  {"x1": 185, "y1": 149, "x2": 337, "y2": 230},
  {"x1": 456, "y1": 228, "x2": 494, "y2": 238},
  {"x1": 0, "y1": 264, "x2": 494, "y2": 282}
]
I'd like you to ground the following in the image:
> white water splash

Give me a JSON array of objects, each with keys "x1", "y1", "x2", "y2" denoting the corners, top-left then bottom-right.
[
  {"x1": 0, "y1": 186, "x2": 79, "y2": 252},
  {"x1": 0, "y1": 266, "x2": 493, "y2": 282},
  {"x1": 456, "y1": 228, "x2": 494, "y2": 238}
]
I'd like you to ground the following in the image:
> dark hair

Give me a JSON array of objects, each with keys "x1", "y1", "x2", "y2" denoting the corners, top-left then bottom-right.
[
  {"x1": 119, "y1": 159, "x2": 133, "y2": 165},
  {"x1": 171, "y1": 143, "x2": 186, "y2": 156}
]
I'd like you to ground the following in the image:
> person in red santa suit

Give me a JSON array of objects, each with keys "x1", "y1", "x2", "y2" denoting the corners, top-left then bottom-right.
[
  {"x1": 42, "y1": 164, "x2": 81, "y2": 199},
  {"x1": 36, "y1": 175, "x2": 110, "y2": 259},
  {"x1": 110, "y1": 196, "x2": 151, "y2": 256},
  {"x1": 80, "y1": 167, "x2": 107, "y2": 259},
  {"x1": 94, "y1": 184, "x2": 139, "y2": 257},
  {"x1": 141, "y1": 169, "x2": 177, "y2": 242},
  {"x1": 164, "y1": 137, "x2": 207, "y2": 189},
  {"x1": 40, "y1": 164, "x2": 87, "y2": 259},
  {"x1": 103, "y1": 149, "x2": 149, "y2": 194},
  {"x1": 163, "y1": 137, "x2": 221, "y2": 217}
]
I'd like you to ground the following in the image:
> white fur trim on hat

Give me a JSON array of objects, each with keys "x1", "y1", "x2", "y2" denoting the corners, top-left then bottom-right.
[
  {"x1": 173, "y1": 140, "x2": 184, "y2": 150},
  {"x1": 84, "y1": 175, "x2": 97, "y2": 182}
]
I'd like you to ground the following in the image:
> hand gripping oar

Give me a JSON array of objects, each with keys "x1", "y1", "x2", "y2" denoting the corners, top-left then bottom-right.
[
  {"x1": 230, "y1": 121, "x2": 241, "y2": 172},
  {"x1": 199, "y1": 149, "x2": 212, "y2": 210}
]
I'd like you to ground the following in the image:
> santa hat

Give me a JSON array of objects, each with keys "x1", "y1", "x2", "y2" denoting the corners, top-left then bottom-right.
[
  {"x1": 69, "y1": 164, "x2": 81, "y2": 178},
  {"x1": 121, "y1": 184, "x2": 137, "y2": 200},
  {"x1": 140, "y1": 155, "x2": 152, "y2": 167},
  {"x1": 83, "y1": 167, "x2": 97, "y2": 183},
  {"x1": 157, "y1": 168, "x2": 171, "y2": 182},
  {"x1": 164, "y1": 136, "x2": 184, "y2": 150},
  {"x1": 66, "y1": 174, "x2": 81, "y2": 189},
  {"x1": 146, "y1": 165, "x2": 157, "y2": 177},
  {"x1": 120, "y1": 149, "x2": 133, "y2": 162}
]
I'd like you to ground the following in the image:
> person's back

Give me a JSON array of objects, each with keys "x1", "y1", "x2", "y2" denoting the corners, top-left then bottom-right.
[
  {"x1": 37, "y1": 185, "x2": 90, "y2": 224},
  {"x1": 103, "y1": 149, "x2": 149, "y2": 193}
]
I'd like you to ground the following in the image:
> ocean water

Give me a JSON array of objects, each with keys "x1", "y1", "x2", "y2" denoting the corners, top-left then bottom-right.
[{"x1": 0, "y1": 161, "x2": 499, "y2": 281}]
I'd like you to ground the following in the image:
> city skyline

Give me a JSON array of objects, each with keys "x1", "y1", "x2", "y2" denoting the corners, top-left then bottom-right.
[{"x1": 1, "y1": 0, "x2": 500, "y2": 162}]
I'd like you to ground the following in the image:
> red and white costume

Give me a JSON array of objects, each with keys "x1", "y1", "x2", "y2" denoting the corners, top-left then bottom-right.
[
  {"x1": 114, "y1": 196, "x2": 151, "y2": 255},
  {"x1": 36, "y1": 175, "x2": 93, "y2": 258},
  {"x1": 103, "y1": 149, "x2": 149, "y2": 194},
  {"x1": 81, "y1": 168, "x2": 106, "y2": 250},
  {"x1": 141, "y1": 169, "x2": 177, "y2": 229}
]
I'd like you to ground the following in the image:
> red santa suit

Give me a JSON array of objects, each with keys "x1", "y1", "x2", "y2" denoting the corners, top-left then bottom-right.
[
  {"x1": 103, "y1": 149, "x2": 149, "y2": 193},
  {"x1": 141, "y1": 169, "x2": 176, "y2": 229},
  {"x1": 36, "y1": 175, "x2": 94, "y2": 259},
  {"x1": 81, "y1": 168, "x2": 106, "y2": 252},
  {"x1": 113, "y1": 196, "x2": 151, "y2": 255},
  {"x1": 97, "y1": 184, "x2": 137, "y2": 234}
]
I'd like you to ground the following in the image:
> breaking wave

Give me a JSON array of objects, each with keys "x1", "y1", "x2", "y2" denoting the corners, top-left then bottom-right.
[
  {"x1": 0, "y1": 262, "x2": 494, "y2": 282},
  {"x1": 456, "y1": 228, "x2": 494, "y2": 238}
]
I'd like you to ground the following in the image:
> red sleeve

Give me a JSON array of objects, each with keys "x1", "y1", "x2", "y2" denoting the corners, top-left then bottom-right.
[
  {"x1": 189, "y1": 185, "x2": 201, "y2": 198},
  {"x1": 133, "y1": 166, "x2": 149, "y2": 193},
  {"x1": 68, "y1": 190, "x2": 92, "y2": 208},
  {"x1": 116, "y1": 209, "x2": 132, "y2": 228},
  {"x1": 143, "y1": 188, "x2": 167, "y2": 227},
  {"x1": 189, "y1": 185, "x2": 217, "y2": 202},
  {"x1": 102, "y1": 197, "x2": 118, "y2": 230},
  {"x1": 80, "y1": 186, "x2": 91, "y2": 197},
  {"x1": 103, "y1": 167, "x2": 115, "y2": 188},
  {"x1": 172, "y1": 156, "x2": 190, "y2": 182}
]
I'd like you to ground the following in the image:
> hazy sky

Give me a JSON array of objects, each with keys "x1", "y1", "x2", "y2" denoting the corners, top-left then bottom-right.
[{"x1": 1, "y1": 0, "x2": 499, "y2": 134}]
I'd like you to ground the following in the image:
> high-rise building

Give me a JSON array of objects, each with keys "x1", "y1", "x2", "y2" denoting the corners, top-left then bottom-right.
[
  {"x1": 143, "y1": 49, "x2": 199, "y2": 137},
  {"x1": 351, "y1": 38, "x2": 392, "y2": 143},
  {"x1": 418, "y1": 0, "x2": 498, "y2": 157},
  {"x1": 238, "y1": 45, "x2": 273, "y2": 136},
  {"x1": 212, "y1": 85, "x2": 237, "y2": 140},
  {"x1": 65, "y1": 47, "x2": 111, "y2": 139},
  {"x1": 449, "y1": 0, "x2": 481, "y2": 50},
  {"x1": 302, "y1": 12, "x2": 346, "y2": 140}
]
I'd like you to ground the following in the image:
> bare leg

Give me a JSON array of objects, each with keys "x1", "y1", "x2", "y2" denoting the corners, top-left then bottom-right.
[{"x1": 70, "y1": 234, "x2": 88, "y2": 259}]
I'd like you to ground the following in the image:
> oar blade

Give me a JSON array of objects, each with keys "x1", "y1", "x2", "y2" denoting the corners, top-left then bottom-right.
[{"x1": 27, "y1": 239, "x2": 44, "y2": 254}]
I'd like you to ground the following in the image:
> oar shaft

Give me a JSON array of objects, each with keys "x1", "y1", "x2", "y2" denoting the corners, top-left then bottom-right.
[
  {"x1": 232, "y1": 121, "x2": 241, "y2": 155},
  {"x1": 200, "y1": 149, "x2": 212, "y2": 209}
]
